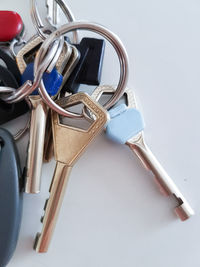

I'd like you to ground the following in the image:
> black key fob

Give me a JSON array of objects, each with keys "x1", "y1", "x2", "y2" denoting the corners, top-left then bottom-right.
[
  {"x1": 0, "y1": 128, "x2": 23, "y2": 267},
  {"x1": 0, "y1": 49, "x2": 29, "y2": 125},
  {"x1": 62, "y1": 38, "x2": 105, "y2": 94},
  {"x1": 0, "y1": 49, "x2": 21, "y2": 85}
]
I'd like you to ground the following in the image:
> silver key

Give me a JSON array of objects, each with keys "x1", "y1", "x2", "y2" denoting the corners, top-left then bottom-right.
[
  {"x1": 16, "y1": 36, "x2": 73, "y2": 193},
  {"x1": 91, "y1": 85, "x2": 194, "y2": 221}
]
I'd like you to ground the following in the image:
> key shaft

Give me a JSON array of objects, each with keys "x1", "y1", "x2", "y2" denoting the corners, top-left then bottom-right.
[
  {"x1": 127, "y1": 134, "x2": 194, "y2": 221},
  {"x1": 35, "y1": 162, "x2": 72, "y2": 252},
  {"x1": 25, "y1": 96, "x2": 48, "y2": 193}
]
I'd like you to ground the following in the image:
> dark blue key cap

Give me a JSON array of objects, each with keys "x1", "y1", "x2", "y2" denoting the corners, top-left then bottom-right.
[{"x1": 21, "y1": 62, "x2": 63, "y2": 96}]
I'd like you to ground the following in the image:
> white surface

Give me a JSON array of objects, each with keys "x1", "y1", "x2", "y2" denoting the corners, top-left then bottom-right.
[{"x1": 1, "y1": 0, "x2": 200, "y2": 266}]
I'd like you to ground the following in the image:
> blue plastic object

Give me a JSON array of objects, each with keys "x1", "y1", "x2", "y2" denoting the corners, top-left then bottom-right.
[
  {"x1": 21, "y1": 62, "x2": 63, "y2": 96},
  {"x1": 106, "y1": 104, "x2": 145, "y2": 144}
]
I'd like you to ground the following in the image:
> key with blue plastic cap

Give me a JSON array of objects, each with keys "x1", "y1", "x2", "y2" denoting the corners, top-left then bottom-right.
[
  {"x1": 16, "y1": 37, "x2": 79, "y2": 194},
  {"x1": 91, "y1": 85, "x2": 194, "y2": 221},
  {"x1": 20, "y1": 62, "x2": 63, "y2": 194}
]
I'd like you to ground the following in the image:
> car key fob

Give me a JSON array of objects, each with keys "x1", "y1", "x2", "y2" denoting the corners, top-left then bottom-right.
[
  {"x1": 0, "y1": 128, "x2": 23, "y2": 267},
  {"x1": 0, "y1": 48, "x2": 21, "y2": 84},
  {"x1": 0, "y1": 49, "x2": 29, "y2": 125}
]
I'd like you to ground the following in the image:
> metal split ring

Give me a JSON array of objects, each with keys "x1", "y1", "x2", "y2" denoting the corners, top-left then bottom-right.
[
  {"x1": 36, "y1": 21, "x2": 129, "y2": 118},
  {"x1": 0, "y1": 35, "x2": 64, "y2": 103}
]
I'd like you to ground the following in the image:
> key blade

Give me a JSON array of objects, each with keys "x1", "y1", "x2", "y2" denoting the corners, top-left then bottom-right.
[
  {"x1": 25, "y1": 96, "x2": 48, "y2": 193},
  {"x1": 34, "y1": 162, "x2": 72, "y2": 252},
  {"x1": 127, "y1": 136, "x2": 194, "y2": 220}
]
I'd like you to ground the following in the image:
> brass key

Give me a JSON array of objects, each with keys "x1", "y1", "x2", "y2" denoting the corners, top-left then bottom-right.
[
  {"x1": 34, "y1": 92, "x2": 108, "y2": 252},
  {"x1": 43, "y1": 45, "x2": 80, "y2": 163}
]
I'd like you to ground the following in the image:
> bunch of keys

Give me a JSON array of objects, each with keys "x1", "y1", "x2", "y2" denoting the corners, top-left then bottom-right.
[{"x1": 0, "y1": 0, "x2": 195, "y2": 265}]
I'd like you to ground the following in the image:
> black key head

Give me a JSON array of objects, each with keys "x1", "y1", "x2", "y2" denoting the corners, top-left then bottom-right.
[
  {"x1": 0, "y1": 128, "x2": 23, "y2": 267},
  {"x1": 62, "y1": 38, "x2": 105, "y2": 94},
  {"x1": 0, "y1": 51, "x2": 29, "y2": 125}
]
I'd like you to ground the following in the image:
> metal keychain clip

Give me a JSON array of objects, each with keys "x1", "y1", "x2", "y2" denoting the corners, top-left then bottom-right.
[{"x1": 30, "y1": 0, "x2": 78, "y2": 43}]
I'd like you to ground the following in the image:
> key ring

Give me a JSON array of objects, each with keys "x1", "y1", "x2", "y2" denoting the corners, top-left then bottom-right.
[
  {"x1": 0, "y1": 35, "x2": 64, "y2": 103},
  {"x1": 31, "y1": 0, "x2": 78, "y2": 43},
  {"x1": 36, "y1": 21, "x2": 129, "y2": 118}
]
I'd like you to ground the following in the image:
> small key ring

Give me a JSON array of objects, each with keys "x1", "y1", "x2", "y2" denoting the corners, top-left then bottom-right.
[
  {"x1": 36, "y1": 21, "x2": 129, "y2": 117},
  {"x1": 30, "y1": 0, "x2": 78, "y2": 43},
  {"x1": 0, "y1": 36, "x2": 64, "y2": 103}
]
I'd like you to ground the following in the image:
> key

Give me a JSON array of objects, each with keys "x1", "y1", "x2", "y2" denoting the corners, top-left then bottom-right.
[
  {"x1": 43, "y1": 45, "x2": 80, "y2": 162},
  {"x1": 34, "y1": 92, "x2": 108, "y2": 252},
  {"x1": 91, "y1": 85, "x2": 194, "y2": 221},
  {"x1": 0, "y1": 128, "x2": 23, "y2": 267},
  {"x1": 16, "y1": 35, "x2": 72, "y2": 75},
  {"x1": 21, "y1": 62, "x2": 63, "y2": 194},
  {"x1": 0, "y1": 49, "x2": 29, "y2": 124},
  {"x1": 62, "y1": 38, "x2": 105, "y2": 94},
  {"x1": 16, "y1": 35, "x2": 79, "y2": 86},
  {"x1": 16, "y1": 35, "x2": 77, "y2": 193}
]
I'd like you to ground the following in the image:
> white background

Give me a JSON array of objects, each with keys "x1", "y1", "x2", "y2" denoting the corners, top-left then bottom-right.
[{"x1": 1, "y1": 0, "x2": 200, "y2": 266}]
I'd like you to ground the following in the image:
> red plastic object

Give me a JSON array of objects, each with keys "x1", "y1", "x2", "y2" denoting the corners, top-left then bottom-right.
[{"x1": 0, "y1": 11, "x2": 23, "y2": 42}]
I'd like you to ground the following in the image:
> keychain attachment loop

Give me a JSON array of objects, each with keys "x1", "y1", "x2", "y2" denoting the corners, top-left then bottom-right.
[
  {"x1": 31, "y1": 0, "x2": 78, "y2": 43},
  {"x1": 36, "y1": 21, "x2": 129, "y2": 118}
]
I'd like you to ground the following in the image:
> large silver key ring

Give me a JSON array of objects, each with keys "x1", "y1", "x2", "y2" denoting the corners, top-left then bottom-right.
[
  {"x1": 31, "y1": 0, "x2": 78, "y2": 43},
  {"x1": 36, "y1": 21, "x2": 129, "y2": 117}
]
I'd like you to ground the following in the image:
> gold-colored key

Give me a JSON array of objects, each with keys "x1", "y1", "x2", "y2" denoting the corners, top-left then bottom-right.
[
  {"x1": 43, "y1": 45, "x2": 80, "y2": 163},
  {"x1": 16, "y1": 35, "x2": 72, "y2": 74},
  {"x1": 34, "y1": 92, "x2": 108, "y2": 252}
]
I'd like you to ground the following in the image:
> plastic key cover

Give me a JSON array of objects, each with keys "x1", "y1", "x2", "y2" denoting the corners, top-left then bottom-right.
[
  {"x1": 106, "y1": 104, "x2": 145, "y2": 144},
  {"x1": 0, "y1": 128, "x2": 23, "y2": 267},
  {"x1": 63, "y1": 38, "x2": 105, "y2": 94},
  {"x1": 21, "y1": 62, "x2": 63, "y2": 96},
  {"x1": 0, "y1": 11, "x2": 23, "y2": 42}
]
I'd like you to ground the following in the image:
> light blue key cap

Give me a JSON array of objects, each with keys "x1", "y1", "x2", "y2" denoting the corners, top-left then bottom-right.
[{"x1": 106, "y1": 104, "x2": 145, "y2": 144}]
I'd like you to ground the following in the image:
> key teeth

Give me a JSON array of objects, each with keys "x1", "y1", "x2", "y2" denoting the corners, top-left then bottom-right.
[
  {"x1": 175, "y1": 203, "x2": 195, "y2": 221},
  {"x1": 44, "y1": 199, "x2": 49, "y2": 210},
  {"x1": 34, "y1": 233, "x2": 41, "y2": 251}
]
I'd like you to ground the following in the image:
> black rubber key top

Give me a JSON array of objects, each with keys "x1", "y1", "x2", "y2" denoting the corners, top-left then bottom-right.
[
  {"x1": 0, "y1": 51, "x2": 29, "y2": 125},
  {"x1": 62, "y1": 38, "x2": 105, "y2": 94}
]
